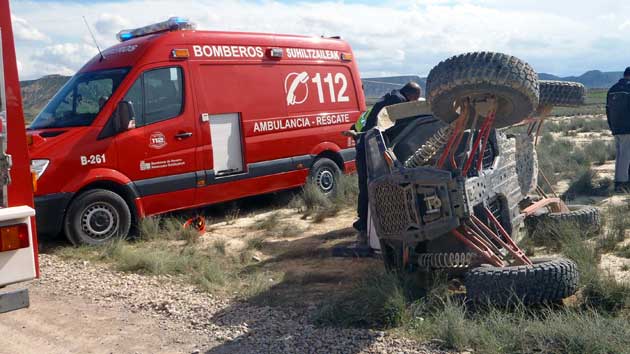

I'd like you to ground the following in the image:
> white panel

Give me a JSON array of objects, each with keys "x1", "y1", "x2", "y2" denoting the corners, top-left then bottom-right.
[
  {"x1": 210, "y1": 113, "x2": 244, "y2": 176},
  {"x1": 367, "y1": 206, "x2": 381, "y2": 251},
  {"x1": 0, "y1": 206, "x2": 37, "y2": 286}
]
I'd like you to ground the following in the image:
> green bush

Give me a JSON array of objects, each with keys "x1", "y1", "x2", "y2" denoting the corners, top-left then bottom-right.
[
  {"x1": 295, "y1": 173, "x2": 358, "y2": 222},
  {"x1": 563, "y1": 169, "x2": 611, "y2": 199},
  {"x1": 536, "y1": 133, "x2": 591, "y2": 191},
  {"x1": 583, "y1": 140, "x2": 615, "y2": 165},
  {"x1": 315, "y1": 271, "x2": 407, "y2": 329}
]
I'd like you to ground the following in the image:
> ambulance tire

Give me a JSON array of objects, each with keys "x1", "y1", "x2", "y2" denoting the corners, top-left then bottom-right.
[
  {"x1": 64, "y1": 189, "x2": 132, "y2": 246},
  {"x1": 309, "y1": 158, "x2": 341, "y2": 195},
  {"x1": 426, "y1": 52, "x2": 539, "y2": 128}
]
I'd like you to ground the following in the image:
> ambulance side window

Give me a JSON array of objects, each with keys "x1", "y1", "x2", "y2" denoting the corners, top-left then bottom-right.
[{"x1": 122, "y1": 66, "x2": 183, "y2": 128}]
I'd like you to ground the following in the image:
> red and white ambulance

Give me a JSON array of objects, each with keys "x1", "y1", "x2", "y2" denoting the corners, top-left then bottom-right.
[
  {"x1": 28, "y1": 18, "x2": 365, "y2": 245},
  {"x1": 0, "y1": 0, "x2": 39, "y2": 313}
]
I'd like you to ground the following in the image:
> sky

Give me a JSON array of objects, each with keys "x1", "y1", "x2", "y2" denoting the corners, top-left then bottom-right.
[{"x1": 10, "y1": 0, "x2": 630, "y2": 80}]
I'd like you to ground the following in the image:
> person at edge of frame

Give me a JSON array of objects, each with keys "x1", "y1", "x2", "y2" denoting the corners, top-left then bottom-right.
[
  {"x1": 342, "y1": 81, "x2": 422, "y2": 247},
  {"x1": 606, "y1": 67, "x2": 630, "y2": 193}
]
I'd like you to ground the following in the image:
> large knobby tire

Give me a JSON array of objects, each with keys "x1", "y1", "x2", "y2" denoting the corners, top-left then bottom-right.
[
  {"x1": 64, "y1": 189, "x2": 132, "y2": 246},
  {"x1": 309, "y1": 157, "x2": 341, "y2": 195},
  {"x1": 538, "y1": 80, "x2": 586, "y2": 108},
  {"x1": 525, "y1": 204, "x2": 602, "y2": 238},
  {"x1": 465, "y1": 257, "x2": 579, "y2": 305},
  {"x1": 426, "y1": 52, "x2": 539, "y2": 128}
]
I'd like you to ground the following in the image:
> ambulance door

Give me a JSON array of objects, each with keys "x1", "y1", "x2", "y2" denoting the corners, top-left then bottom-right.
[
  {"x1": 208, "y1": 113, "x2": 244, "y2": 176},
  {"x1": 191, "y1": 63, "x2": 284, "y2": 204},
  {"x1": 114, "y1": 64, "x2": 197, "y2": 213}
]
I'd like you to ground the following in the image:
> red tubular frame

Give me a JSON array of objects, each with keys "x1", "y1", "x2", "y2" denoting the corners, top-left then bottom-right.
[
  {"x1": 452, "y1": 228, "x2": 505, "y2": 267},
  {"x1": 480, "y1": 208, "x2": 532, "y2": 265},
  {"x1": 434, "y1": 103, "x2": 533, "y2": 268},
  {"x1": 462, "y1": 110, "x2": 495, "y2": 176},
  {"x1": 437, "y1": 109, "x2": 468, "y2": 169}
]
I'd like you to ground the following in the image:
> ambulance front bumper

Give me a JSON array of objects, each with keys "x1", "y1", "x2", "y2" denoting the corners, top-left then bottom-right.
[{"x1": 34, "y1": 192, "x2": 73, "y2": 236}]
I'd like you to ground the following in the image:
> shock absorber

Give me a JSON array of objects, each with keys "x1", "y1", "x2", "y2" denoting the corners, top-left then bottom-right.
[
  {"x1": 404, "y1": 124, "x2": 454, "y2": 168},
  {"x1": 417, "y1": 252, "x2": 475, "y2": 269}
]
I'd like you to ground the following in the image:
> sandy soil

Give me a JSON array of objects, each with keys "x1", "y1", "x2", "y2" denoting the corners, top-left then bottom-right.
[{"x1": 0, "y1": 287, "x2": 209, "y2": 354}]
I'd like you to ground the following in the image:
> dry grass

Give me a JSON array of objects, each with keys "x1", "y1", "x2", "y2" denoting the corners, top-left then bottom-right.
[
  {"x1": 55, "y1": 216, "x2": 270, "y2": 296},
  {"x1": 317, "y1": 200, "x2": 630, "y2": 353},
  {"x1": 294, "y1": 174, "x2": 358, "y2": 222},
  {"x1": 225, "y1": 204, "x2": 240, "y2": 225}
]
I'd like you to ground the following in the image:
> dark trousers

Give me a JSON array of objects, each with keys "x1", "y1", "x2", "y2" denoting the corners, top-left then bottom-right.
[{"x1": 354, "y1": 142, "x2": 368, "y2": 232}]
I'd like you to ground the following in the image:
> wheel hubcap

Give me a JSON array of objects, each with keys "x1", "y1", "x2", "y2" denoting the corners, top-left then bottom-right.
[
  {"x1": 81, "y1": 202, "x2": 119, "y2": 240},
  {"x1": 316, "y1": 168, "x2": 335, "y2": 193}
]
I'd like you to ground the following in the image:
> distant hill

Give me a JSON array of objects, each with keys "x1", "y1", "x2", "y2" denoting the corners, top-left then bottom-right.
[
  {"x1": 20, "y1": 74, "x2": 70, "y2": 122},
  {"x1": 362, "y1": 75, "x2": 426, "y2": 101},
  {"x1": 538, "y1": 71, "x2": 623, "y2": 89}
]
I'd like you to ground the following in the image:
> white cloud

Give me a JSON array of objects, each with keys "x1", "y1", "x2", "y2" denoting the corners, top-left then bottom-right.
[
  {"x1": 94, "y1": 14, "x2": 129, "y2": 37},
  {"x1": 10, "y1": 14, "x2": 47, "y2": 42},
  {"x1": 10, "y1": 0, "x2": 630, "y2": 79},
  {"x1": 28, "y1": 43, "x2": 97, "y2": 78}
]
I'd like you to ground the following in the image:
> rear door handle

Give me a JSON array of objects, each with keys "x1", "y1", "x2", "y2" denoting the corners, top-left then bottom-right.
[{"x1": 175, "y1": 132, "x2": 193, "y2": 140}]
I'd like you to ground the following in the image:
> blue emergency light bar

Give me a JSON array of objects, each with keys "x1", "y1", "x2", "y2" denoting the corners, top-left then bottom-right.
[{"x1": 116, "y1": 17, "x2": 196, "y2": 42}]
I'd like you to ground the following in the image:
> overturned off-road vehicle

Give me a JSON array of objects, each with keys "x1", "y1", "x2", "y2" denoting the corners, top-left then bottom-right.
[{"x1": 365, "y1": 52, "x2": 599, "y2": 305}]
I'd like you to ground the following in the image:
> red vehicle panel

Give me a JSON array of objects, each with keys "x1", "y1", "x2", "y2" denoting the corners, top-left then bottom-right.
[
  {"x1": 27, "y1": 18, "x2": 365, "y2": 245},
  {"x1": 1, "y1": 0, "x2": 39, "y2": 313}
]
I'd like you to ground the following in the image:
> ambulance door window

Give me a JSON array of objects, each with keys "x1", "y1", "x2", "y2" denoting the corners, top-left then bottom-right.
[
  {"x1": 122, "y1": 78, "x2": 143, "y2": 126},
  {"x1": 143, "y1": 67, "x2": 183, "y2": 125}
]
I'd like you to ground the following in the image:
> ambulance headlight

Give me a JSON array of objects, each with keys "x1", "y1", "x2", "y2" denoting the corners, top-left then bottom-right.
[{"x1": 31, "y1": 159, "x2": 50, "y2": 180}]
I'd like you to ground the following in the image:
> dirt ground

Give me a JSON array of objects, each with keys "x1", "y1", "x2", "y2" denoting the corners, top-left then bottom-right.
[
  {"x1": 0, "y1": 288, "x2": 210, "y2": 354},
  {"x1": 1, "y1": 191, "x2": 441, "y2": 354}
]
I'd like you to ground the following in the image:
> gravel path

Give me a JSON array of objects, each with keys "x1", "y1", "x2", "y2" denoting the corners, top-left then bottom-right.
[{"x1": 4, "y1": 254, "x2": 445, "y2": 354}]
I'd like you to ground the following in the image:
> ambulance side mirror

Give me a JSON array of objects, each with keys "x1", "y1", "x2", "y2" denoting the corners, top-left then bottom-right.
[{"x1": 115, "y1": 101, "x2": 135, "y2": 133}]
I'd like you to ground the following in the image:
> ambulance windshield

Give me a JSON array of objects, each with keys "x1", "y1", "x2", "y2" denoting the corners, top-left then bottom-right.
[{"x1": 29, "y1": 68, "x2": 129, "y2": 129}]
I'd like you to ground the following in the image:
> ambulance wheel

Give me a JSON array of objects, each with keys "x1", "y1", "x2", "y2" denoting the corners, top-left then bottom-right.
[
  {"x1": 64, "y1": 189, "x2": 132, "y2": 246},
  {"x1": 309, "y1": 158, "x2": 341, "y2": 195},
  {"x1": 426, "y1": 52, "x2": 539, "y2": 128}
]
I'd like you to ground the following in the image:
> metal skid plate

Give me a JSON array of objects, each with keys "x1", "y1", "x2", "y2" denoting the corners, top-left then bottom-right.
[
  {"x1": 463, "y1": 131, "x2": 524, "y2": 234},
  {"x1": 513, "y1": 133, "x2": 538, "y2": 197},
  {"x1": 368, "y1": 167, "x2": 464, "y2": 243}
]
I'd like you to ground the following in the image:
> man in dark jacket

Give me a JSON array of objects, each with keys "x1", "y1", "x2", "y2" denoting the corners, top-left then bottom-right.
[
  {"x1": 347, "y1": 81, "x2": 422, "y2": 244},
  {"x1": 606, "y1": 68, "x2": 630, "y2": 192}
]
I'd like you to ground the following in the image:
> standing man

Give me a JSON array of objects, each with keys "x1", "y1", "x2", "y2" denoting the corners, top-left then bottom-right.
[
  {"x1": 346, "y1": 81, "x2": 422, "y2": 245},
  {"x1": 606, "y1": 68, "x2": 630, "y2": 193}
]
